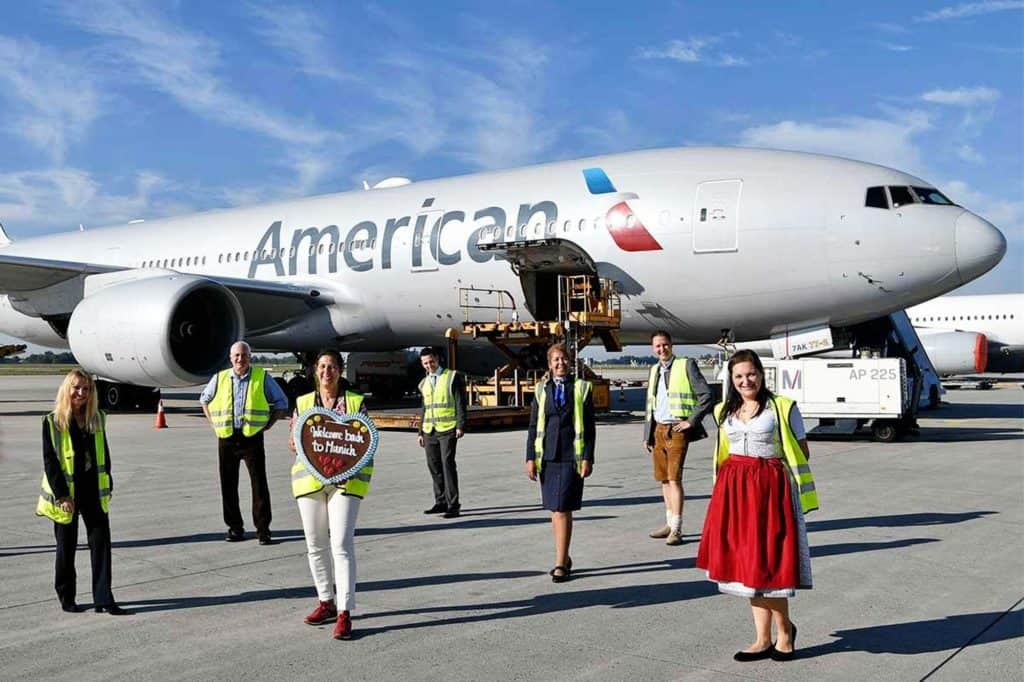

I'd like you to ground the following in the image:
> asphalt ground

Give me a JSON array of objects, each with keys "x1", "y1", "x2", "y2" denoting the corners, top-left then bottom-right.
[{"x1": 0, "y1": 376, "x2": 1021, "y2": 681}]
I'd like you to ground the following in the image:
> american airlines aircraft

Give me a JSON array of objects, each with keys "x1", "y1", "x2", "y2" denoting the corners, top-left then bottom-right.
[
  {"x1": 0, "y1": 147, "x2": 1007, "y2": 401},
  {"x1": 907, "y1": 293, "x2": 1023, "y2": 374}
]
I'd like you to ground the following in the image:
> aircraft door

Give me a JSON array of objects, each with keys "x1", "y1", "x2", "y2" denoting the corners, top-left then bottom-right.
[
  {"x1": 693, "y1": 179, "x2": 741, "y2": 253},
  {"x1": 410, "y1": 209, "x2": 444, "y2": 273}
]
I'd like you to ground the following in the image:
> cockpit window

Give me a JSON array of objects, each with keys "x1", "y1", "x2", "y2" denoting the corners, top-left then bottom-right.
[
  {"x1": 911, "y1": 186, "x2": 955, "y2": 205},
  {"x1": 888, "y1": 186, "x2": 915, "y2": 208},
  {"x1": 865, "y1": 186, "x2": 889, "y2": 209}
]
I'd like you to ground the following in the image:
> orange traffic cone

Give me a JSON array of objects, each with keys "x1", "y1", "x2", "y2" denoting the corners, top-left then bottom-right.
[{"x1": 153, "y1": 399, "x2": 168, "y2": 429}]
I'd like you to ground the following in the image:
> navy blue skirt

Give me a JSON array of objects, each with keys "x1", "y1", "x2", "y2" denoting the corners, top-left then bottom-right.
[{"x1": 540, "y1": 458, "x2": 585, "y2": 512}]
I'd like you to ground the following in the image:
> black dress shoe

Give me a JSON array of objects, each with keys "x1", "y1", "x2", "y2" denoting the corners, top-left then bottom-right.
[
  {"x1": 95, "y1": 604, "x2": 131, "y2": 616},
  {"x1": 771, "y1": 622, "x2": 797, "y2": 661},
  {"x1": 226, "y1": 529, "x2": 245, "y2": 542},
  {"x1": 423, "y1": 504, "x2": 447, "y2": 514},
  {"x1": 733, "y1": 645, "x2": 775, "y2": 662},
  {"x1": 258, "y1": 533, "x2": 273, "y2": 546},
  {"x1": 61, "y1": 602, "x2": 82, "y2": 613},
  {"x1": 442, "y1": 507, "x2": 460, "y2": 518}
]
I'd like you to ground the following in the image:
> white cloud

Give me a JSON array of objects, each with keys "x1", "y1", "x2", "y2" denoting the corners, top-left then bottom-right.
[
  {"x1": 245, "y1": 3, "x2": 346, "y2": 82},
  {"x1": 636, "y1": 36, "x2": 748, "y2": 67},
  {"x1": 957, "y1": 144, "x2": 985, "y2": 163},
  {"x1": 59, "y1": 1, "x2": 335, "y2": 147},
  {"x1": 738, "y1": 113, "x2": 932, "y2": 173},
  {"x1": 0, "y1": 36, "x2": 101, "y2": 163},
  {"x1": 883, "y1": 43, "x2": 913, "y2": 52},
  {"x1": 0, "y1": 168, "x2": 190, "y2": 235},
  {"x1": 916, "y1": 1, "x2": 1024, "y2": 22},
  {"x1": 920, "y1": 86, "x2": 1001, "y2": 106}
]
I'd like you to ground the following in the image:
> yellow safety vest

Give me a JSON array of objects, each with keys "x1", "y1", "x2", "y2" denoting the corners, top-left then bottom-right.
[
  {"x1": 291, "y1": 391, "x2": 374, "y2": 499},
  {"x1": 36, "y1": 412, "x2": 111, "y2": 524},
  {"x1": 208, "y1": 367, "x2": 271, "y2": 438},
  {"x1": 533, "y1": 379, "x2": 592, "y2": 475},
  {"x1": 712, "y1": 395, "x2": 819, "y2": 514},
  {"x1": 646, "y1": 358, "x2": 698, "y2": 420},
  {"x1": 419, "y1": 369, "x2": 458, "y2": 433}
]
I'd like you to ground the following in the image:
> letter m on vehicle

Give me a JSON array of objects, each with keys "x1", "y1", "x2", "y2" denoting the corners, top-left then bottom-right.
[{"x1": 782, "y1": 370, "x2": 801, "y2": 390}]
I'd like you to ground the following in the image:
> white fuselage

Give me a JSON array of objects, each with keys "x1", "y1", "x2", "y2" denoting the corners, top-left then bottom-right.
[
  {"x1": 0, "y1": 147, "x2": 1006, "y2": 353},
  {"x1": 907, "y1": 294, "x2": 1023, "y2": 345}
]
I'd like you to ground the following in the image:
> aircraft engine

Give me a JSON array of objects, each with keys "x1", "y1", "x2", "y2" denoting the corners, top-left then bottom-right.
[
  {"x1": 917, "y1": 329, "x2": 988, "y2": 376},
  {"x1": 68, "y1": 274, "x2": 244, "y2": 386}
]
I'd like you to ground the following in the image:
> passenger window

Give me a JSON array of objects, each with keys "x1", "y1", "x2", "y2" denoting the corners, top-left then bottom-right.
[
  {"x1": 889, "y1": 186, "x2": 915, "y2": 208},
  {"x1": 865, "y1": 186, "x2": 889, "y2": 209}
]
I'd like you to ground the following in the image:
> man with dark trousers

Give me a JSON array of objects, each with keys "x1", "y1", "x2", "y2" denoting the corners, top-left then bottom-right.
[
  {"x1": 200, "y1": 341, "x2": 289, "y2": 544},
  {"x1": 417, "y1": 347, "x2": 467, "y2": 518}
]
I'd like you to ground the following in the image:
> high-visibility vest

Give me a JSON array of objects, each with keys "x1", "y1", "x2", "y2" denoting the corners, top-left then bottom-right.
[
  {"x1": 419, "y1": 369, "x2": 458, "y2": 433},
  {"x1": 208, "y1": 367, "x2": 271, "y2": 438},
  {"x1": 646, "y1": 358, "x2": 698, "y2": 421},
  {"x1": 36, "y1": 412, "x2": 111, "y2": 524},
  {"x1": 712, "y1": 395, "x2": 819, "y2": 514},
  {"x1": 291, "y1": 391, "x2": 374, "y2": 499},
  {"x1": 533, "y1": 378, "x2": 592, "y2": 475}
]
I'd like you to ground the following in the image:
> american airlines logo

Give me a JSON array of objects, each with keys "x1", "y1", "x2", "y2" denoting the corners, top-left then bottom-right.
[
  {"x1": 248, "y1": 167, "x2": 660, "y2": 278},
  {"x1": 583, "y1": 167, "x2": 663, "y2": 252}
]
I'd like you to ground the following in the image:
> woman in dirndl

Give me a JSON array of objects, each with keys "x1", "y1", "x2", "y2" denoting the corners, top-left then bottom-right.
[{"x1": 696, "y1": 350, "x2": 818, "y2": 663}]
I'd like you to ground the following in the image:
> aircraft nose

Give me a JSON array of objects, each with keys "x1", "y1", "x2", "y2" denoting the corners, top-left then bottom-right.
[{"x1": 955, "y1": 211, "x2": 1006, "y2": 284}]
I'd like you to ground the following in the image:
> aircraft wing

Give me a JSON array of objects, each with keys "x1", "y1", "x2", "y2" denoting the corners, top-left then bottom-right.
[{"x1": 0, "y1": 253, "x2": 335, "y2": 333}]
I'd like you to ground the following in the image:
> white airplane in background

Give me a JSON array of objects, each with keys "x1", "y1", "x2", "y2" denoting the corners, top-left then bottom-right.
[
  {"x1": 0, "y1": 147, "x2": 1006, "y2": 403},
  {"x1": 907, "y1": 293, "x2": 1023, "y2": 374}
]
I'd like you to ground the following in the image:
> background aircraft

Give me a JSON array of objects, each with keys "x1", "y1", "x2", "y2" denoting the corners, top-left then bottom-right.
[
  {"x1": 0, "y1": 147, "x2": 1006, "y2": 404},
  {"x1": 907, "y1": 293, "x2": 1023, "y2": 374}
]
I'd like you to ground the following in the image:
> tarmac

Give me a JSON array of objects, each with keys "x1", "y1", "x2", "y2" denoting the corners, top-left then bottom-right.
[{"x1": 0, "y1": 375, "x2": 1021, "y2": 681}]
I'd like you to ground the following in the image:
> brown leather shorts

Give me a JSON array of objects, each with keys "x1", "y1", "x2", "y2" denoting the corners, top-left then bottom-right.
[{"x1": 652, "y1": 423, "x2": 688, "y2": 481}]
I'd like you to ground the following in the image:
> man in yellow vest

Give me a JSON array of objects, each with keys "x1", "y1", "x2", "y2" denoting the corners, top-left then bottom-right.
[
  {"x1": 643, "y1": 330, "x2": 713, "y2": 546},
  {"x1": 200, "y1": 341, "x2": 289, "y2": 544},
  {"x1": 417, "y1": 346, "x2": 467, "y2": 518}
]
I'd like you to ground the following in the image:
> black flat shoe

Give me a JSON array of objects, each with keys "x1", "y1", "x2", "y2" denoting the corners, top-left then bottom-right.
[
  {"x1": 95, "y1": 604, "x2": 131, "y2": 616},
  {"x1": 549, "y1": 565, "x2": 571, "y2": 583},
  {"x1": 733, "y1": 645, "x2": 775, "y2": 662},
  {"x1": 61, "y1": 602, "x2": 82, "y2": 613},
  {"x1": 771, "y1": 622, "x2": 797, "y2": 661}
]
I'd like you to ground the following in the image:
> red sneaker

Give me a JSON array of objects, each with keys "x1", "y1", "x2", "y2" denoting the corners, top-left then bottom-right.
[
  {"x1": 304, "y1": 600, "x2": 337, "y2": 626},
  {"x1": 333, "y1": 610, "x2": 352, "y2": 640}
]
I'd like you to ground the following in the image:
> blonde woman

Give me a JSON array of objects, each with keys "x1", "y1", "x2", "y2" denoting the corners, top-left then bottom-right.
[{"x1": 36, "y1": 369, "x2": 129, "y2": 615}]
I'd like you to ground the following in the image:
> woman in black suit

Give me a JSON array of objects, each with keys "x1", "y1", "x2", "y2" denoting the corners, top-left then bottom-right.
[{"x1": 525, "y1": 344, "x2": 596, "y2": 582}]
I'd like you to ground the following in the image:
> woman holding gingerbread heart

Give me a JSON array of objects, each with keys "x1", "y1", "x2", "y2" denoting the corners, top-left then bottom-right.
[{"x1": 288, "y1": 349, "x2": 372, "y2": 641}]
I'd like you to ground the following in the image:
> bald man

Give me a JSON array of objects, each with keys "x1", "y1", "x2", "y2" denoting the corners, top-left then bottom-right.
[{"x1": 200, "y1": 341, "x2": 289, "y2": 545}]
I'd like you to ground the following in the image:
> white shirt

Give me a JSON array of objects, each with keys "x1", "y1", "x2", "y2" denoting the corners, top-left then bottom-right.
[{"x1": 723, "y1": 404, "x2": 806, "y2": 458}]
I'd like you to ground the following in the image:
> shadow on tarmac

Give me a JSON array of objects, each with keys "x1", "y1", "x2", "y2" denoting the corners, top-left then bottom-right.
[
  {"x1": 807, "y1": 511, "x2": 997, "y2": 532},
  {"x1": 911, "y1": 428, "x2": 1023, "y2": 442},
  {"x1": 355, "y1": 579, "x2": 720, "y2": 638},
  {"x1": 356, "y1": 515, "x2": 616, "y2": 537},
  {"x1": 797, "y1": 609, "x2": 1023, "y2": 658},
  {"x1": 931, "y1": 402, "x2": 1024, "y2": 420}
]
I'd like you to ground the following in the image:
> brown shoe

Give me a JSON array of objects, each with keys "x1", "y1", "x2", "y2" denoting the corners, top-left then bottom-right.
[
  {"x1": 649, "y1": 525, "x2": 671, "y2": 539},
  {"x1": 333, "y1": 610, "x2": 352, "y2": 640},
  {"x1": 665, "y1": 530, "x2": 684, "y2": 546}
]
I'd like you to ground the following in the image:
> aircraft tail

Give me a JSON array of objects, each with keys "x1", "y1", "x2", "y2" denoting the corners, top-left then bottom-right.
[{"x1": 0, "y1": 221, "x2": 10, "y2": 247}]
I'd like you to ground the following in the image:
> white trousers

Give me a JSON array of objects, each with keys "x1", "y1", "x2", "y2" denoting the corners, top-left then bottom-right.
[{"x1": 296, "y1": 488, "x2": 361, "y2": 610}]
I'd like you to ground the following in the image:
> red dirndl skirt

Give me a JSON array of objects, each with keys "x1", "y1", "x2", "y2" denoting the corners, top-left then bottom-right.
[{"x1": 696, "y1": 455, "x2": 800, "y2": 591}]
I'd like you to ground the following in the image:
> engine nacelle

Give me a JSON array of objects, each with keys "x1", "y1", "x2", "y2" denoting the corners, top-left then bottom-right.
[
  {"x1": 68, "y1": 274, "x2": 244, "y2": 386},
  {"x1": 918, "y1": 329, "x2": 988, "y2": 376}
]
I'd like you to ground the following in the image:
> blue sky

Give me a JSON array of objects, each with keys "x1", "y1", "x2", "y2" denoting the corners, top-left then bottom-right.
[{"x1": 0, "y1": 0, "x2": 1021, "y2": 294}]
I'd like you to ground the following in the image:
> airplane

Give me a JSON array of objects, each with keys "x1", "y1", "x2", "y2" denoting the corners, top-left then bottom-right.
[
  {"x1": 907, "y1": 293, "x2": 1023, "y2": 374},
  {"x1": 0, "y1": 146, "x2": 1007, "y2": 406}
]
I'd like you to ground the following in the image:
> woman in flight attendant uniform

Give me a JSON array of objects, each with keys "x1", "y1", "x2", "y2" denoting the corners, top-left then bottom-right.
[
  {"x1": 525, "y1": 344, "x2": 596, "y2": 583},
  {"x1": 289, "y1": 350, "x2": 373, "y2": 641},
  {"x1": 696, "y1": 350, "x2": 818, "y2": 662}
]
